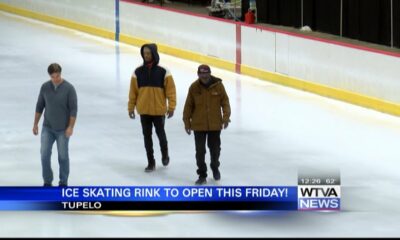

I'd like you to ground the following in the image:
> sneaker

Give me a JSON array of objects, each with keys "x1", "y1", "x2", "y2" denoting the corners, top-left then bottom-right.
[
  {"x1": 43, "y1": 183, "x2": 52, "y2": 187},
  {"x1": 145, "y1": 164, "x2": 156, "y2": 172},
  {"x1": 195, "y1": 177, "x2": 207, "y2": 185},
  {"x1": 212, "y1": 169, "x2": 221, "y2": 181}
]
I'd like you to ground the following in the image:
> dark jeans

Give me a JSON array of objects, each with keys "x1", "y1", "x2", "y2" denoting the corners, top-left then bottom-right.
[
  {"x1": 40, "y1": 126, "x2": 70, "y2": 185},
  {"x1": 140, "y1": 115, "x2": 168, "y2": 165},
  {"x1": 194, "y1": 131, "x2": 221, "y2": 178}
]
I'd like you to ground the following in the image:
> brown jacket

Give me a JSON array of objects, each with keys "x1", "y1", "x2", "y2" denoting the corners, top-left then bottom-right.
[{"x1": 183, "y1": 76, "x2": 231, "y2": 131}]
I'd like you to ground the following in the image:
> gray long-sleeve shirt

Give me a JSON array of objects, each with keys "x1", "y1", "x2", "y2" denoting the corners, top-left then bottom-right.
[{"x1": 35, "y1": 80, "x2": 78, "y2": 131}]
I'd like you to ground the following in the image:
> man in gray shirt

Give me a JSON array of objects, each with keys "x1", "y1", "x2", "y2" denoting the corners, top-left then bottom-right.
[{"x1": 33, "y1": 63, "x2": 78, "y2": 187}]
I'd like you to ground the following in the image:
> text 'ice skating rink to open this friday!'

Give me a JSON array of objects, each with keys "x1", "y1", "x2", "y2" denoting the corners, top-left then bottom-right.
[{"x1": 0, "y1": 11, "x2": 400, "y2": 238}]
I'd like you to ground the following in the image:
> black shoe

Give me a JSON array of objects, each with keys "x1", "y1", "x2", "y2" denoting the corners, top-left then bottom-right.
[
  {"x1": 162, "y1": 156, "x2": 170, "y2": 166},
  {"x1": 145, "y1": 164, "x2": 156, "y2": 172},
  {"x1": 195, "y1": 177, "x2": 207, "y2": 185},
  {"x1": 59, "y1": 183, "x2": 68, "y2": 187},
  {"x1": 212, "y1": 169, "x2": 221, "y2": 181},
  {"x1": 43, "y1": 183, "x2": 52, "y2": 187}
]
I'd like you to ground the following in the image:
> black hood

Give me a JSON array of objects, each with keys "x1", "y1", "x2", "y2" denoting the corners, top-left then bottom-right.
[{"x1": 140, "y1": 43, "x2": 160, "y2": 65}]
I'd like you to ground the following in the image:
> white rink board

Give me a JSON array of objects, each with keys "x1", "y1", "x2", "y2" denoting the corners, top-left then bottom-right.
[
  {"x1": 241, "y1": 25, "x2": 276, "y2": 73},
  {"x1": 241, "y1": 28, "x2": 400, "y2": 103},
  {"x1": 284, "y1": 36, "x2": 400, "y2": 103},
  {"x1": 0, "y1": 0, "x2": 115, "y2": 32},
  {"x1": 119, "y1": 1, "x2": 237, "y2": 63}
]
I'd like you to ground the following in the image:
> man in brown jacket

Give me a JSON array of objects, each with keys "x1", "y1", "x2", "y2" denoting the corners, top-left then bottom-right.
[{"x1": 183, "y1": 65, "x2": 231, "y2": 185}]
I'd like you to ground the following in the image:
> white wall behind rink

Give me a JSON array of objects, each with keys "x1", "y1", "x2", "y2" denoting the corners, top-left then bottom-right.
[
  {"x1": 119, "y1": 1, "x2": 237, "y2": 63},
  {"x1": 1, "y1": 0, "x2": 399, "y2": 103}
]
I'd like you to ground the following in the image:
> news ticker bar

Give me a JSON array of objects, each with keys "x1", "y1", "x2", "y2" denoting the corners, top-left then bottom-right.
[{"x1": 0, "y1": 185, "x2": 340, "y2": 211}]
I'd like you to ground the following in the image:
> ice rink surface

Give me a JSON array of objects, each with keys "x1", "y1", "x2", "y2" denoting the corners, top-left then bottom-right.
[{"x1": 1, "y1": 11, "x2": 400, "y2": 237}]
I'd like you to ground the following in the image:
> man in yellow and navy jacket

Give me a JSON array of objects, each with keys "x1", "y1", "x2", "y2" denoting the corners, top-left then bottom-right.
[{"x1": 128, "y1": 43, "x2": 176, "y2": 172}]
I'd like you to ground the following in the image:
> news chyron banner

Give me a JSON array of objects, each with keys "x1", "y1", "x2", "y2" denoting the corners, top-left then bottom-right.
[{"x1": 0, "y1": 172, "x2": 340, "y2": 211}]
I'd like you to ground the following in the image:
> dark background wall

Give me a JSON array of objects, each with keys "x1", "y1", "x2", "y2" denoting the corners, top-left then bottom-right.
[{"x1": 241, "y1": 0, "x2": 400, "y2": 48}]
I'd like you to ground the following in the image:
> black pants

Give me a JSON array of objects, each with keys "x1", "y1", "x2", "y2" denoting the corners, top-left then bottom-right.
[
  {"x1": 194, "y1": 131, "x2": 221, "y2": 178},
  {"x1": 140, "y1": 115, "x2": 168, "y2": 165}
]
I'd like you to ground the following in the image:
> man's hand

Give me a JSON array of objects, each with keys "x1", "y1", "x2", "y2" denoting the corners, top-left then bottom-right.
[
  {"x1": 65, "y1": 126, "x2": 74, "y2": 138},
  {"x1": 185, "y1": 128, "x2": 191, "y2": 135},
  {"x1": 223, "y1": 121, "x2": 229, "y2": 129},
  {"x1": 129, "y1": 111, "x2": 135, "y2": 119},
  {"x1": 167, "y1": 110, "x2": 174, "y2": 119},
  {"x1": 33, "y1": 125, "x2": 39, "y2": 136}
]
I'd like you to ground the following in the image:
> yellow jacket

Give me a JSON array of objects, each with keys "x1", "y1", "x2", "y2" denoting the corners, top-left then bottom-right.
[{"x1": 128, "y1": 44, "x2": 176, "y2": 116}]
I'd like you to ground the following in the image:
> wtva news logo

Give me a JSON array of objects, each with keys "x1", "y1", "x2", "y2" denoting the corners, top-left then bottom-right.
[{"x1": 297, "y1": 171, "x2": 341, "y2": 211}]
